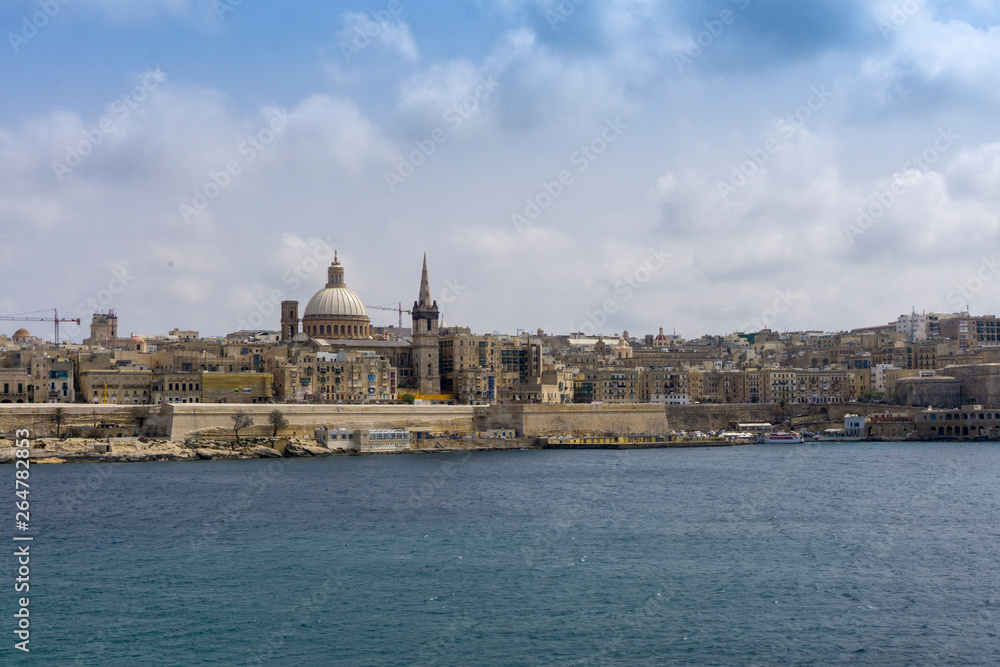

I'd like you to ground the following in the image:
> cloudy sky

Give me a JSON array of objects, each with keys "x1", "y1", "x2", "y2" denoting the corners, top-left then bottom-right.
[{"x1": 2, "y1": 0, "x2": 999, "y2": 342}]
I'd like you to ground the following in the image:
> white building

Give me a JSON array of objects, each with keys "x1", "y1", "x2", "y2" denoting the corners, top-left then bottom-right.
[
  {"x1": 844, "y1": 414, "x2": 868, "y2": 438},
  {"x1": 871, "y1": 364, "x2": 898, "y2": 394},
  {"x1": 896, "y1": 310, "x2": 928, "y2": 342}
]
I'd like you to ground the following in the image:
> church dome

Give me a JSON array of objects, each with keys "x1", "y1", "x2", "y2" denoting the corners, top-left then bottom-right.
[
  {"x1": 303, "y1": 254, "x2": 369, "y2": 318},
  {"x1": 300, "y1": 253, "x2": 372, "y2": 340},
  {"x1": 303, "y1": 286, "x2": 368, "y2": 318},
  {"x1": 12, "y1": 328, "x2": 31, "y2": 341}
]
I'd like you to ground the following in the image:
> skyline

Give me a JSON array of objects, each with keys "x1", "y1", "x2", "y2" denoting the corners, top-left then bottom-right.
[{"x1": 3, "y1": 1, "x2": 1000, "y2": 340}]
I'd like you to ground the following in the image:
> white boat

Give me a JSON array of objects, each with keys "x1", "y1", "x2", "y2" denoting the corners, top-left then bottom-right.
[{"x1": 758, "y1": 432, "x2": 804, "y2": 444}]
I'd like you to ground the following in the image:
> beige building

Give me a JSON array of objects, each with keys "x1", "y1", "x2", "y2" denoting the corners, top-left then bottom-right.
[
  {"x1": 0, "y1": 368, "x2": 31, "y2": 403},
  {"x1": 200, "y1": 372, "x2": 272, "y2": 403},
  {"x1": 79, "y1": 368, "x2": 153, "y2": 404},
  {"x1": 31, "y1": 356, "x2": 75, "y2": 403}
]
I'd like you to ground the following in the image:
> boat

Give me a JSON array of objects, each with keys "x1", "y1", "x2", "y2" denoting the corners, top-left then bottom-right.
[{"x1": 758, "y1": 432, "x2": 804, "y2": 444}]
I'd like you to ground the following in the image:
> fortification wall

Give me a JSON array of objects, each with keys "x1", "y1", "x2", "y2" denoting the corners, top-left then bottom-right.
[
  {"x1": 163, "y1": 404, "x2": 480, "y2": 440},
  {"x1": 662, "y1": 404, "x2": 784, "y2": 431},
  {"x1": 943, "y1": 364, "x2": 1000, "y2": 408},
  {"x1": 896, "y1": 376, "x2": 963, "y2": 408},
  {"x1": 0, "y1": 404, "x2": 153, "y2": 437}
]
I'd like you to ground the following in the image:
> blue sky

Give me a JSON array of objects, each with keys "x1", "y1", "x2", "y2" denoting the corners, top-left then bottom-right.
[{"x1": 2, "y1": 0, "x2": 1000, "y2": 341}]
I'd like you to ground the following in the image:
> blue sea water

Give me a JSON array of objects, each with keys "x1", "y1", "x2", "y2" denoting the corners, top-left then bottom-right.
[{"x1": 4, "y1": 441, "x2": 1000, "y2": 665}]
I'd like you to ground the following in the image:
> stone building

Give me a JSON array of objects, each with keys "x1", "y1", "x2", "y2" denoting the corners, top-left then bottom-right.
[
  {"x1": 295, "y1": 253, "x2": 373, "y2": 340},
  {"x1": 84, "y1": 311, "x2": 119, "y2": 347},
  {"x1": 411, "y1": 254, "x2": 440, "y2": 395}
]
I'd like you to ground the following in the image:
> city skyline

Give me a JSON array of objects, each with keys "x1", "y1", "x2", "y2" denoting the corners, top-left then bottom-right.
[{"x1": 4, "y1": 1, "x2": 1000, "y2": 340}]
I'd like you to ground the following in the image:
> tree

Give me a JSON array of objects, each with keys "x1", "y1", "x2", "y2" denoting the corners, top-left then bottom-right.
[
  {"x1": 267, "y1": 409, "x2": 289, "y2": 437},
  {"x1": 231, "y1": 410, "x2": 254, "y2": 447},
  {"x1": 53, "y1": 407, "x2": 65, "y2": 438},
  {"x1": 400, "y1": 394, "x2": 416, "y2": 404}
]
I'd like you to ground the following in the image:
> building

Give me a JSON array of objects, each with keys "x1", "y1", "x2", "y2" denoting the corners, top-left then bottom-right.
[
  {"x1": 299, "y1": 253, "x2": 372, "y2": 340},
  {"x1": 79, "y1": 368, "x2": 153, "y2": 404},
  {"x1": 31, "y1": 356, "x2": 75, "y2": 403},
  {"x1": 916, "y1": 404, "x2": 1000, "y2": 438},
  {"x1": 411, "y1": 254, "x2": 440, "y2": 395},
  {"x1": 0, "y1": 368, "x2": 30, "y2": 403},
  {"x1": 85, "y1": 311, "x2": 120, "y2": 347},
  {"x1": 896, "y1": 310, "x2": 928, "y2": 342},
  {"x1": 940, "y1": 315, "x2": 1000, "y2": 349}
]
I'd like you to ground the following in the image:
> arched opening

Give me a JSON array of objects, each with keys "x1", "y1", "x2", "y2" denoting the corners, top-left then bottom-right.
[
  {"x1": 938, "y1": 426, "x2": 944, "y2": 436},
  {"x1": 963, "y1": 426, "x2": 969, "y2": 436},
  {"x1": 947, "y1": 426, "x2": 953, "y2": 435}
]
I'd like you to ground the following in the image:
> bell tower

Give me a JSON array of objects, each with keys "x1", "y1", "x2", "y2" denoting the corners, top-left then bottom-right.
[
  {"x1": 411, "y1": 253, "x2": 440, "y2": 395},
  {"x1": 280, "y1": 300, "x2": 299, "y2": 341}
]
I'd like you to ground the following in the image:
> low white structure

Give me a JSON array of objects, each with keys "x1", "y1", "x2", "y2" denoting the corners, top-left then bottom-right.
[
  {"x1": 844, "y1": 414, "x2": 868, "y2": 439},
  {"x1": 314, "y1": 427, "x2": 356, "y2": 450},
  {"x1": 355, "y1": 429, "x2": 411, "y2": 453}
]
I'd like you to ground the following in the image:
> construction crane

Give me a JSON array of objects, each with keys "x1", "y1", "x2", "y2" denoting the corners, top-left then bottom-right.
[
  {"x1": 0, "y1": 309, "x2": 81, "y2": 344},
  {"x1": 365, "y1": 303, "x2": 412, "y2": 331}
]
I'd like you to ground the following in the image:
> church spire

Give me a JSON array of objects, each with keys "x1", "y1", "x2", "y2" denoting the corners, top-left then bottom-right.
[{"x1": 418, "y1": 252, "x2": 433, "y2": 306}]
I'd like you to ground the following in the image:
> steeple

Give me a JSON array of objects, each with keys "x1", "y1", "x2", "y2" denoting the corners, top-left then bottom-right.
[
  {"x1": 418, "y1": 252, "x2": 433, "y2": 307},
  {"x1": 411, "y1": 252, "x2": 440, "y2": 395}
]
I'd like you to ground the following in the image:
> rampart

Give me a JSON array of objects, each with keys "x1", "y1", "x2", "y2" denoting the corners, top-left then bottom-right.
[
  {"x1": 164, "y1": 404, "x2": 479, "y2": 440},
  {"x1": 0, "y1": 404, "x2": 161, "y2": 437},
  {"x1": 0, "y1": 401, "x2": 843, "y2": 442},
  {"x1": 941, "y1": 364, "x2": 1000, "y2": 408}
]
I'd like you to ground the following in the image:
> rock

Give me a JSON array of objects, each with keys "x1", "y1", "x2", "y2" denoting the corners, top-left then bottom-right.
[
  {"x1": 284, "y1": 444, "x2": 312, "y2": 457},
  {"x1": 194, "y1": 449, "x2": 214, "y2": 460},
  {"x1": 251, "y1": 445, "x2": 283, "y2": 458},
  {"x1": 301, "y1": 445, "x2": 332, "y2": 456}
]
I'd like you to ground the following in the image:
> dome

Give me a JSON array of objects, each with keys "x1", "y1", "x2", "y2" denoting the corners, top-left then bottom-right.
[
  {"x1": 12, "y1": 328, "x2": 31, "y2": 341},
  {"x1": 303, "y1": 287, "x2": 368, "y2": 318},
  {"x1": 129, "y1": 334, "x2": 145, "y2": 343}
]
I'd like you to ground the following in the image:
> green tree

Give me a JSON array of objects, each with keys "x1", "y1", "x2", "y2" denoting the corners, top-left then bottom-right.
[{"x1": 400, "y1": 394, "x2": 416, "y2": 404}]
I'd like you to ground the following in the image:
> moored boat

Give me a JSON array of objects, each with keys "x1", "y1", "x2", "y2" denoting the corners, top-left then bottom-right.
[{"x1": 758, "y1": 432, "x2": 804, "y2": 444}]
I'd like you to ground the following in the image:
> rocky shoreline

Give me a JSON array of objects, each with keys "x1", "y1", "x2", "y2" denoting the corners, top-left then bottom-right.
[{"x1": 0, "y1": 436, "x2": 540, "y2": 464}]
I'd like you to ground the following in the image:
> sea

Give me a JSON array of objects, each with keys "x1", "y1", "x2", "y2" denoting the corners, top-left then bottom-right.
[{"x1": 5, "y1": 441, "x2": 1000, "y2": 666}]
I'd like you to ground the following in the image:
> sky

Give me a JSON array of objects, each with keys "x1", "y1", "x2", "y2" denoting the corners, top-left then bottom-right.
[{"x1": 2, "y1": 0, "x2": 1000, "y2": 342}]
